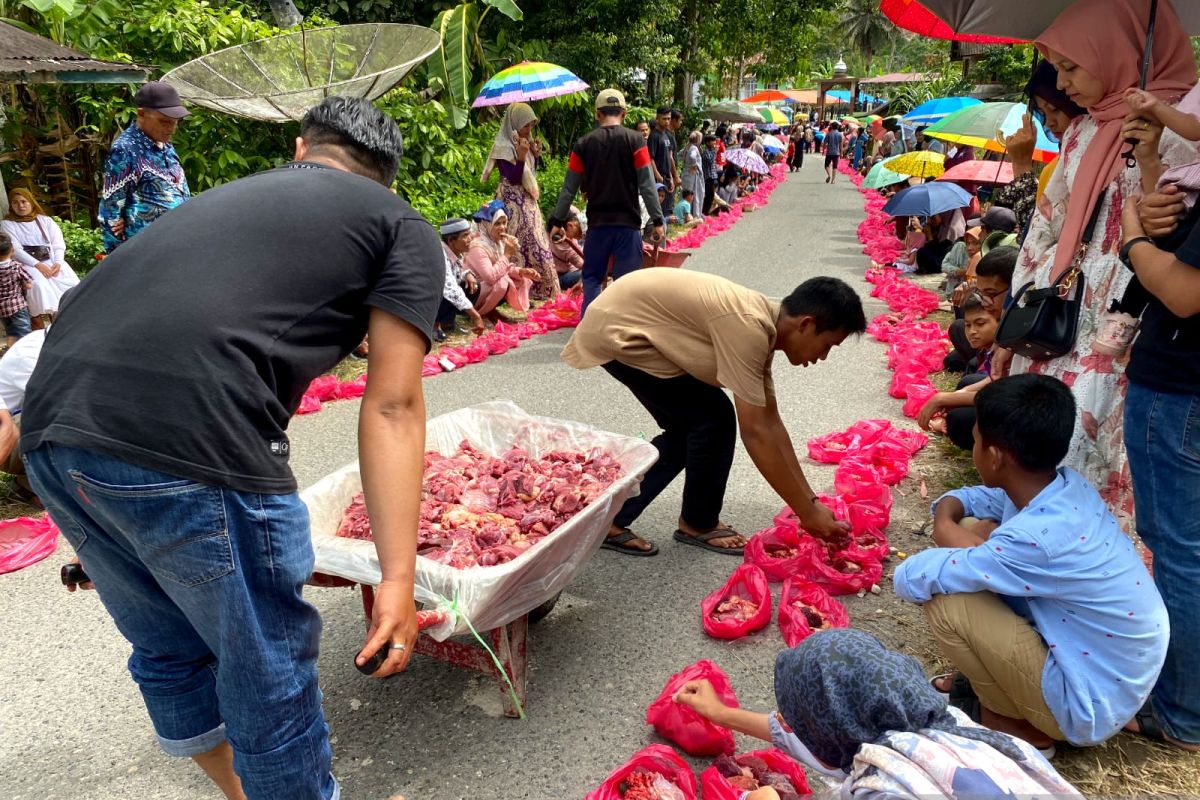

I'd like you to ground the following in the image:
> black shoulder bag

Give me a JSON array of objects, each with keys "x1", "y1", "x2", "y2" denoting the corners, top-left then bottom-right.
[{"x1": 996, "y1": 189, "x2": 1105, "y2": 361}]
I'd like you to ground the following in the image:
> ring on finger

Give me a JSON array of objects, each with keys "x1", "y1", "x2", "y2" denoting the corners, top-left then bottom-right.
[{"x1": 390, "y1": 642, "x2": 407, "y2": 652}]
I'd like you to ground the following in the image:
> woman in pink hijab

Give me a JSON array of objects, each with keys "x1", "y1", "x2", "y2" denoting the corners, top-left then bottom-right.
[{"x1": 1008, "y1": 0, "x2": 1197, "y2": 531}]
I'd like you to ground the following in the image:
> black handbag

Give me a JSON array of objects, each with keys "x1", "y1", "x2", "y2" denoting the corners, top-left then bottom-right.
[{"x1": 996, "y1": 189, "x2": 1105, "y2": 360}]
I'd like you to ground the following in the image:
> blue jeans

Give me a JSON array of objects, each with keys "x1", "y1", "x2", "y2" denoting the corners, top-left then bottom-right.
[
  {"x1": 24, "y1": 444, "x2": 338, "y2": 799},
  {"x1": 581, "y1": 225, "x2": 643, "y2": 313},
  {"x1": 1125, "y1": 382, "x2": 1200, "y2": 744},
  {"x1": 558, "y1": 268, "x2": 582, "y2": 290}
]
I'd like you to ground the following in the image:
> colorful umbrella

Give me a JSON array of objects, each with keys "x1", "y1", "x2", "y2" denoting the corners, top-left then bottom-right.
[
  {"x1": 705, "y1": 100, "x2": 763, "y2": 123},
  {"x1": 743, "y1": 89, "x2": 793, "y2": 103},
  {"x1": 903, "y1": 96, "x2": 983, "y2": 126},
  {"x1": 922, "y1": 102, "x2": 1059, "y2": 163},
  {"x1": 472, "y1": 61, "x2": 588, "y2": 108},
  {"x1": 883, "y1": 182, "x2": 973, "y2": 218},
  {"x1": 760, "y1": 134, "x2": 785, "y2": 150},
  {"x1": 886, "y1": 150, "x2": 946, "y2": 179},
  {"x1": 756, "y1": 106, "x2": 789, "y2": 125},
  {"x1": 726, "y1": 147, "x2": 770, "y2": 175},
  {"x1": 879, "y1": 0, "x2": 1025, "y2": 43},
  {"x1": 912, "y1": 0, "x2": 1200, "y2": 42},
  {"x1": 863, "y1": 159, "x2": 910, "y2": 190},
  {"x1": 937, "y1": 159, "x2": 1015, "y2": 185}
]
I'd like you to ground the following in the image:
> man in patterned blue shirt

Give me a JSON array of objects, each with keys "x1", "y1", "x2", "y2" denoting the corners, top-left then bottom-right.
[{"x1": 98, "y1": 81, "x2": 191, "y2": 252}]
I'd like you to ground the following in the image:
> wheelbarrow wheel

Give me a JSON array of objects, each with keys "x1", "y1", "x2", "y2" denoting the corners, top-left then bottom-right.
[{"x1": 529, "y1": 591, "x2": 562, "y2": 624}]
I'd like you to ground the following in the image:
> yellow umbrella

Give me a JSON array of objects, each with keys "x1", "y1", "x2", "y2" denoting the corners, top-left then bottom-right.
[
  {"x1": 885, "y1": 150, "x2": 946, "y2": 179},
  {"x1": 755, "y1": 106, "x2": 789, "y2": 125}
]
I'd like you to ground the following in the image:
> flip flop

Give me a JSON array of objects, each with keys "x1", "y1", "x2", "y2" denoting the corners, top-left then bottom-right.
[
  {"x1": 600, "y1": 529, "x2": 658, "y2": 557},
  {"x1": 930, "y1": 673, "x2": 953, "y2": 697},
  {"x1": 673, "y1": 528, "x2": 745, "y2": 555}
]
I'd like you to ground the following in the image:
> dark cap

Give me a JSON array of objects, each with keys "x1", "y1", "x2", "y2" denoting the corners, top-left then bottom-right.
[
  {"x1": 981, "y1": 206, "x2": 1017, "y2": 233},
  {"x1": 135, "y1": 81, "x2": 190, "y2": 119}
]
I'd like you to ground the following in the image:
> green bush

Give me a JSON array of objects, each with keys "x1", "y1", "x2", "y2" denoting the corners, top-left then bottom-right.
[{"x1": 56, "y1": 217, "x2": 104, "y2": 275}]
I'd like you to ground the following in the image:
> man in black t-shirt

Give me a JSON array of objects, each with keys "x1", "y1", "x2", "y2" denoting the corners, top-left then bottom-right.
[
  {"x1": 21, "y1": 97, "x2": 442, "y2": 800},
  {"x1": 548, "y1": 89, "x2": 664, "y2": 312},
  {"x1": 648, "y1": 106, "x2": 676, "y2": 194}
]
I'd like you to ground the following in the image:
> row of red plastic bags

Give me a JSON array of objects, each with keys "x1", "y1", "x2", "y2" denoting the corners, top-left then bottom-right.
[
  {"x1": 703, "y1": 565, "x2": 853, "y2": 648},
  {"x1": 663, "y1": 163, "x2": 789, "y2": 253}
]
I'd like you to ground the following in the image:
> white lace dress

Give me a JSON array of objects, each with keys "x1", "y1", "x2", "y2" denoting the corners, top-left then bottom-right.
[
  {"x1": 1, "y1": 215, "x2": 81, "y2": 316},
  {"x1": 1011, "y1": 114, "x2": 1198, "y2": 530}
]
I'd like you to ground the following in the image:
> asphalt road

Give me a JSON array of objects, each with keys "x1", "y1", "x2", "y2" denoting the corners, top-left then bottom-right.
[{"x1": 0, "y1": 162, "x2": 911, "y2": 800}]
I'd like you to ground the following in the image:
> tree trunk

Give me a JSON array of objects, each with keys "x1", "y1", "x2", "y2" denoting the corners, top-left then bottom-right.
[{"x1": 266, "y1": 0, "x2": 302, "y2": 28}]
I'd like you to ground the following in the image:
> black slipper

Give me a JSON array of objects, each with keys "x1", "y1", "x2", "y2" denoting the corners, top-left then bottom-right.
[
  {"x1": 600, "y1": 529, "x2": 658, "y2": 557},
  {"x1": 944, "y1": 673, "x2": 982, "y2": 722},
  {"x1": 673, "y1": 528, "x2": 745, "y2": 555},
  {"x1": 1128, "y1": 699, "x2": 1168, "y2": 742}
]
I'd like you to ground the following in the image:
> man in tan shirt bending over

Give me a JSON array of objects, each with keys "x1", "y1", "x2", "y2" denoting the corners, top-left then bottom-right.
[{"x1": 562, "y1": 269, "x2": 866, "y2": 555}]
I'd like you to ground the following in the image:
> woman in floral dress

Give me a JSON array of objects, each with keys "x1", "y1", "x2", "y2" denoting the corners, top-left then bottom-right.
[
  {"x1": 1010, "y1": 0, "x2": 1197, "y2": 529},
  {"x1": 481, "y1": 103, "x2": 560, "y2": 300}
]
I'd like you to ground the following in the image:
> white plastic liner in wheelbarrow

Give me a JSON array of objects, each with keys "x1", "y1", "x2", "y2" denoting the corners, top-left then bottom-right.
[{"x1": 304, "y1": 401, "x2": 658, "y2": 641}]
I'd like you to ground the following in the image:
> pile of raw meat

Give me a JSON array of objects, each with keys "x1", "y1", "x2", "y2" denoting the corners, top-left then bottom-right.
[
  {"x1": 336, "y1": 441, "x2": 623, "y2": 568},
  {"x1": 711, "y1": 755, "x2": 803, "y2": 799},
  {"x1": 710, "y1": 595, "x2": 759, "y2": 624},
  {"x1": 618, "y1": 769, "x2": 688, "y2": 800}
]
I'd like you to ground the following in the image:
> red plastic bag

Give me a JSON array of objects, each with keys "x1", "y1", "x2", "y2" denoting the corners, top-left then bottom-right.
[
  {"x1": 864, "y1": 440, "x2": 911, "y2": 485},
  {"x1": 335, "y1": 374, "x2": 368, "y2": 400},
  {"x1": 296, "y1": 392, "x2": 322, "y2": 415},
  {"x1": 0, "y1": 515, "x2": 59, "y2": 575},
  {"x1": 421, "y1": 354, "x2": 443, "y2": 377},
  {"x1": 460, "y1": 341, "x2": 489, "y2": 364},
  {"x1": 307, "y1": 375, "x2": 341, "y2": 402},
  {"x1": 845, "y1": 527, "x2": 890, "y2": 561},
  {"x1": 794, "y1": 537, "x2": 883, "y2": 595},
  {"x1": 441, "y1": 347, "x2": 470, "y2": 368},
  {"x1": 645, "y1": 661, "x2": 739, "y2": 757},
  {"x1": 701, "y1": 564, "x2": 772, "y2": 639},
  {"x1": 778, "y1": 578, "x2": 851, "y2": 648},
  {"x1": 742, "y1": 525, "x2": 805, "y2": 582},
  {"x1": 584, "y1": 744, "x2": 698, "y2": 800},
  {"x1": 889, "y1": 364, "x2": 930, "y2": 398},
  {"x1": 902, "y1": 381, "x2": 938, "y2": 419},
  {"x1": 847, "y1": 493, "x2": 891, "y2": 535},
  {"x1": 699, "y1": 749, "x2": 812, "y2": 800},
  {"x1": 833, "y1": 459, "x2": 884, "y2": 497}
]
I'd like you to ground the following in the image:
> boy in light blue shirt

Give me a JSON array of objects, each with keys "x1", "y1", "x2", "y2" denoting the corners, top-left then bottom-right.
[
  {"x1": 673, "y1": 189, "x2": 696, "y2": 225},
  {"x1": 894, "y1": 375, "x2": 1167, "y2": 751}
]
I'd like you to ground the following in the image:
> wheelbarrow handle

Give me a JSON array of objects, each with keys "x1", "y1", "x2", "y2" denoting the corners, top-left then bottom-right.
[{"x1": 355, "y1": 608, "x2": 448, "y2": 676}]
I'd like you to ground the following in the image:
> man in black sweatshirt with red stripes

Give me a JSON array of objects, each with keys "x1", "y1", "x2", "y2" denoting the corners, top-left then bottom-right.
[{"x1": 549, "y1": 88, "x2": 664, "y2": 311}]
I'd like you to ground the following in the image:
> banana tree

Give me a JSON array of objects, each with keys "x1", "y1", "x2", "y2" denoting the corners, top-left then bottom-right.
[{"x1": 426, "y1": 0, "x2": 523, "y2": 128}]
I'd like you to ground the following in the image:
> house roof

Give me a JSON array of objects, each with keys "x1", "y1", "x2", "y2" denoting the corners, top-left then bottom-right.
[
  {"x1": 860, "y1": 72, "x2": 929, "y2": 85},
  {"x1": 0, "y1": 22, "x2": 147, "y2": 83}
]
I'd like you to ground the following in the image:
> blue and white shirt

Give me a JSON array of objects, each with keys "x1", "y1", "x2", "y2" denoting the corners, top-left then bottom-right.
[
  {"x1": 893, "y1": 468, "x2": 1168, "y2": 746},
  {"x1": 99, "y1": 124, "x2": 190, "y2": 252}
]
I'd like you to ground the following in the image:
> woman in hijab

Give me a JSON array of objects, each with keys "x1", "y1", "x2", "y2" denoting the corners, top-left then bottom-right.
[
  {"x1": 1, "y1": 188, "x2": 81, "y2": 326},
  {"x1": 1009, "y1": 0, "x2": 1197, "y2": 530},
  {"x1": 681, "y1": 130, "x2": 706, "y2": 221},
  {"x1": 993, "y1": 62, "x2": 1087, "y2": 236},
  {"x1": 481, "y1": 103, "x2": 560, "y2": 300},
  {"x1": 462, "y1": 201, "x2": 537, "y2": 316},
  {"x1": 914, "y1": 208, "x2": 965, "y2": 275},
  {"x1": 674, "y1": 630, "x2": 1082, "y2": 797}
]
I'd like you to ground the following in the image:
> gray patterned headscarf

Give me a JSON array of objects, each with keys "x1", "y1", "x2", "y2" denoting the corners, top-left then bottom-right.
[{"x1": 774, "y1": 629, "x2": 1025, "y2": 771}]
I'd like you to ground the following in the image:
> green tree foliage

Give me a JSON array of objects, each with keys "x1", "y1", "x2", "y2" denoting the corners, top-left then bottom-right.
[{"x1": 839, "y1": 0, "x2": 895, "y2": 72}]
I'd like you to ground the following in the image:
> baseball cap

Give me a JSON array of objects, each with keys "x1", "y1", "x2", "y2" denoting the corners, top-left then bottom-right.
[
  {"x1": 654, "y1": 182, "x2": 666, "y2": 191},
  {"x1": 134, "y1": 81, "x2": 190, "y2": 118},
  {"x1": 595, "y1": 88, "x2": 628, "y2": 111}
]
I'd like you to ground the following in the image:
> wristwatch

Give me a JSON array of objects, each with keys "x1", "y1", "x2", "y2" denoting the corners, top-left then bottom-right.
[{"x1": 1119, "y1": 236, "x2": 1154, "y2": 270}]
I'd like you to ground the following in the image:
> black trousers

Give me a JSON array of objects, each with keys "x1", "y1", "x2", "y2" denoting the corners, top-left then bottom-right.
[
  {"x1": 946, "y1": 372, "x2": 988, "y2": 451},
  {"x1": 703, "y1": 176, "x2": 717, "y2": 214},
  {"x1": 603, "y1": 361, "x2": 736, "y2": 530}
]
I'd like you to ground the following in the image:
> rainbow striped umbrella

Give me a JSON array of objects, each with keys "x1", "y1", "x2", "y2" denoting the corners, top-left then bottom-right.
[{"x1": 472, "y1": 61, "x2": 589, "y2": 108}]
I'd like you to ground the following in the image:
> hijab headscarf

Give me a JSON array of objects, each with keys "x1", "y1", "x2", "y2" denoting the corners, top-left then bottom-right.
[
  {"x1": 5, "y1": 188, "x2": 46, "y2": 223},
  {"x1": 482, "y1": 102, "x2": 541, "y2": 201},
  {"x1": 774, "y1": 629, "x2": 1025, "y2": 772},
  {"x1": 1036, "y1": 0, "x2": 1196, "y2": 273},
  {"x1": 474, "y1": 200, "x2": 509, "y2": 259},
  {"x1": 932, "y1": 208, "x2": 967, "y2": 242}
]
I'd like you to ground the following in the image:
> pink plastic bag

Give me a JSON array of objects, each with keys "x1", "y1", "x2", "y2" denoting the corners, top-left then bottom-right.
[
  {"x1": 441, "y1": 348, "x2": 470, "y2": 368},
  {"x1": 335, "y1": 374, "x2": 368, "y2": 400},
  {"x1": 844, "y1": 527, "x2": 890, "y2": 561},
  {"x1": 421, "y1": 354, "x2": 442, "y2": 377},
  {"x1": 833, "y1": 459, "x2": 884, "y2": 497},
  {"x1": 646, "y1": 661, "x2": 739, "y2": 757},
  {"x1": 699, "y1": 748, "x2": 812, "y2": 800},
  {"x1": 307, "y1": 375, "x2": 341, "y2": 402},
  {"x1": 902, "y1": 381, "x2": 938, "y2": 419},
  {"x1": 847, "y1": 488, "x2": 892, "y2": 533},
  {"x1": 584, "y1": 744, "x2": 698, "y2": 800},
  {"x1": 701, "y1": 564, "x2": 772, "y2": 639},
  {"x1": 460, "y1": 341, "x2": 489, "y2": 364},
  {"x1": 742, "y1": 525, "x2": 805, "y2": 582},
  {"x1": 778, "y1": 577, "x2": 851, "y2": 648},
  {"x1": 0, "y1": 515, "x2": 59, "y2": 575},
  {"x1": 795, "y1": 537, "x2": 883, "y2": 595},
  {"x1": 296, "y1": 392, "x2": 322, "y2": 415}
]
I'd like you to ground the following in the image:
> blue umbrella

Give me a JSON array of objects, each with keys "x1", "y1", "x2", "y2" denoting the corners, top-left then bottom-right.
[
  {"x1": 903, "y1": 96, "x2": 983, "y2": 126},
  {"x1": 882, "y1": 182, "x2": 973, "y2": 218}
]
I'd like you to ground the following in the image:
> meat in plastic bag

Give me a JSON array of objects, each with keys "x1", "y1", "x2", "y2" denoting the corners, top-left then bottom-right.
[
  {"x1": 742, "y1": 525, "x2": 805, "y2": 582},
  {"x1": 794, "y1": 537, "x2": 883, "y2": 595},
  {"x1": 421, "y1": 354, "x2": 443, "y2": 376},
  {"x1": 701, "y1": 563, "x2": 772, "y2": 639},
  {"x1": 335, "y1": 374, "x2": 368, "y2": 400},
  {"x1": 902, "y1": 381, "x2": 938, "y2": 419},
  {"x1": 584, "y1": 744, "x2": 697, "y2": 800},
  {"x1": 296, "y1": 391, "x2": 323, "y2": 415},
  {"x1": 833, "y1": 460, "x2": 884, "y2": 497},
  {"x1": 700, "y1": 748, "x2": 811, "y2": 800},
  {"x1": 307, "y1": 375, "x2": 342, "y2": 402},
  {"x1": 645, "y1": 660, "x2": 738, "y2": 757},
  {"x1": 0, "y1": 515, "x2": 59, "y2": 575},
  {"x1": 778, "y1": 577, "x2": 851, "y2": 647}
]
